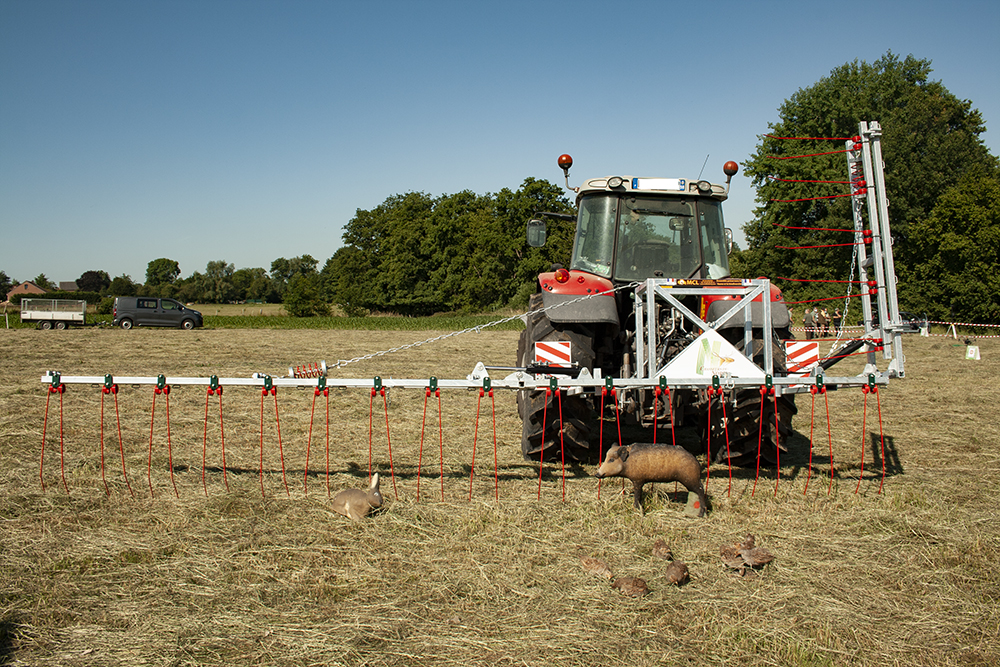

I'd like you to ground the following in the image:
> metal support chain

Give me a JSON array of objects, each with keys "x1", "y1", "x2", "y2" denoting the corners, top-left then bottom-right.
[{"x1": 329, "y1": 281, "x2": 640, "y2": 370}]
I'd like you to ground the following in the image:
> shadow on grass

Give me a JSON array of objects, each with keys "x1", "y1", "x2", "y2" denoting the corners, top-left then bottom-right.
[{"x1": 0, "y1": 614, "x2": 18, "y2": 666}]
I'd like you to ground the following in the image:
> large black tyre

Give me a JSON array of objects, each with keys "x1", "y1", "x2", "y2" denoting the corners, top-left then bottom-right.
[
  {"x1": 708, "y1": 330, "x2": 797, "y2": 466},
  {"x1": 517, "y1": 293, "x2": 596, "y2": 463}
]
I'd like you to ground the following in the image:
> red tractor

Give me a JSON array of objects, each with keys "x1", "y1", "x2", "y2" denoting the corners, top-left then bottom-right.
[{"x1": 518, "y1": 155, "x2": 796, "y2": 464}]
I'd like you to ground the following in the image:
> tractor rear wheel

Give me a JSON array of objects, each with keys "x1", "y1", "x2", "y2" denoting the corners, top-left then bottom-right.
[
  {"x1": 517, "y1": 293, "x2": 596, "y2": 463},
  {"x1": 709, "y1": 330, "x2": 797, "y2": 466}
]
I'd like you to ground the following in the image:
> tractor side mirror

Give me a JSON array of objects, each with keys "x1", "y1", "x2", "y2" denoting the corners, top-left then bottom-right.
[
  {"x1": 725, "y1": 228, "x2": 733, "y2": 254},
  {"x1": 527, "y1": 219, "x2": 547, "y2": 247}
]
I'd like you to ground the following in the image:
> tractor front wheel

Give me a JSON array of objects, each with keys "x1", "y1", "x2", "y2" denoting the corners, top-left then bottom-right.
[{"x1": 517, "y1": 293, "x2": 596, "y2": 463}]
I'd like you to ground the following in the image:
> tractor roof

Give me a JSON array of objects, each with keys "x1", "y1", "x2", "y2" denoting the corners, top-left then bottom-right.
[{"x1": 576, "y1": 176, "x2": 730, "y2": 202}]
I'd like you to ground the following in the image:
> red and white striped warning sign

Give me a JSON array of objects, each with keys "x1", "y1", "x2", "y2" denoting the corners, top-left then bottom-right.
[
  {"x1": 785, "y1": 341, "x2": 820, "y2": 374},
  {"x1": 535, "y1": 341, "x2": 572, "y2": 367}
]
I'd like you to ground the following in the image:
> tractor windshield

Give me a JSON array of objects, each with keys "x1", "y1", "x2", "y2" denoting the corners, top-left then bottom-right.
[
  {"x1": 570, "y1": 194, "x2": 730, "y2": 282},
  {"x1": 570, "y1": 195, "x2": 617, "y2": 277}
]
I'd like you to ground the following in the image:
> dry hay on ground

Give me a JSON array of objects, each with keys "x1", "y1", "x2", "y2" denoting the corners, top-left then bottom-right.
[{"x1": 1, "y1": 328, "x2": 998, "y2": 666}]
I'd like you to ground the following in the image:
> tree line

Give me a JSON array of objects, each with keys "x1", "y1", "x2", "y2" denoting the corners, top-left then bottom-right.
[
  {"x1": 1, "y1": 178, "x2": 574, "y2": 318},
  {"x1": 6, "y1": 52, "x2": 998, "y2": 323},
  {"x1": 735, "y1": 52, "x2": 1000, "y2": 324}
]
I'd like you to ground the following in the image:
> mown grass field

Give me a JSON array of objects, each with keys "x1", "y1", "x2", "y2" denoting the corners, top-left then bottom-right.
[
  {"x1": 0, "y1": 326, "x2": 998, "y2": 666},
  {"x1": 3, "y1": 303, "x2": 525, "y2": 332}
]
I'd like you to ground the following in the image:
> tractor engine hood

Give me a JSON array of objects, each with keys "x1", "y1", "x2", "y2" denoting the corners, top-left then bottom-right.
[{"x1": 537, "y1": 269, "x2": 619, "y2": 325}]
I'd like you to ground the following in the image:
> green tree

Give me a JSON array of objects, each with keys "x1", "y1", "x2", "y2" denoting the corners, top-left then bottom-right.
[
  {"x1": 145, "y1": 258, "x2": 181, "y2": 287},
  {"x1": 283, "y1": 273, "x2": 330, "y2": 317},
  {"x1": 0, "y1": 270, "x2": 13, "y2": 298},
  {"x1": 203, "y1": 260, "x2": 236, "y2": 303},
  {"x1": 108, "y1": 274, "x2": 138, "y2": 296},
  {"x1": 175, "y1": 272, "x2": 206, "y2": 303},
  {"x1": 906, "y1": 170, "x2": 1000, "y2": 322},
  {"x1": 322, "y1": 246, "x2": 374, "y2": 317},
  {"x1": 322, "y1": 179, "x2": 573, "y2": 316},
  {"x1": 33, "y1": 274, "x2": 54, "y2": 290},
  {"x1": 324, "y1": 192, "x2": 439, "y2": 315},
  {"x1": 77, "y1": 270, "x2": 111, "y2": 293},
  {"x1": 490, "y1": 177, "x2": 575, "y2": 307},
  {"x1": 739, "y1": 52, "x2": 997, "y2": 309},
  {"x1": 270, "y1": 255, "x2": 318, "y2": 300},
  {"x1": 232, "y1": 267, "x2": 275, "y2": 302}
]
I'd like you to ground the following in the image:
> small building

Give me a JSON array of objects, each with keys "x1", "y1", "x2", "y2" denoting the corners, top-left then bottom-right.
[
  {"x1": 59, "y1": 281, "x2": 79, "y2": 292},
  {"x1": 6, "y1": 281, "x2": 47, "y2": 303}
]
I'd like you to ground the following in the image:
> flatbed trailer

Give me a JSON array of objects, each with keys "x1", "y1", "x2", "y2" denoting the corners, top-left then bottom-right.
[{"x1": 20, "y1": 299, "x2": 88, "y2": 330}]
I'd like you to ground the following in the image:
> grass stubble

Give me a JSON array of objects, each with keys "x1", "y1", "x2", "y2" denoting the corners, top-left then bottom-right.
[{"x1": 0, "y1": 327, "x2": 998, "y2": 666}]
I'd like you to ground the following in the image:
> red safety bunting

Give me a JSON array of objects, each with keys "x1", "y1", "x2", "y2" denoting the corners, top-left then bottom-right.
[
  {"x1": 751, "y1": 386, "x2": 765, "y2": 497},
  {"x1": 148, "y1": 384, "x2": 178, "y2": 499},
  {"x1": 777, "y1": 277, "x2": 865, "y2": 284},
  {"x1": 767, "y1": 147, "x2": 855, "y2": 160},
  {"x1": 202, "y1": 390, "x2": 211, "y2": 496},
  {"x1": 874, "y1": 386, "x2": 886, "y2": 494},
  {"x1": 324, "y1": 388, "x2": 331, "y2": 497},
  {"x1": 417, "y1": 387, "x2": 430, "y2": 502},
  {"x1": 766, "y1": 134, "x2": 860, "y2": 142},
  {"x1": 217, "y1": 387, "x2": 228, "y2": 492},
  {"x1": 491, "y1": 389, "x2": 499, "y2": 501},
  {"x1": 368, "y1": 388, "x2": 375, "y2": 481},
  {"x1": 381, "y1": 388, "x2": 397, "y2": 499},
  {"x1": 100, "y1": 385, "x2": 124, "y2": 496},
  {"x1": 203, "y1": 387, "x2": 228, "y2": 496},
  {"x1": 110, "y1": 384, "x2": 133, "y2": 497},
  {"x1": 805, "y1": 387, "x2": 818, "y2": 494},
  {"x1": 467, "y1": 387, "x2": 498, "y2": 501},
  {"x1": 720, "y1": 393, "x2": 733, "y2": 498},
  {"x1": 776, "y1": 241, "x2": 862, "y2": 250},
  {"x1": 468, "y1": 388, "x2": 483, "y2": 501},
  {"x1": 653, "y1": 386, "x2": 660, "y2": 444},
  {"x1": 274, "y1": 389, "x2": 289, "y2": 496},
  {"x1": 771, "y1": 222, "x2": 859, "y2": 233},
  {"x1": 40, "y1": 383, "x2": 68, "y2": 493},
  {"x1": 770, "y1": 192, "x2": 857, "y2": 203},
  {"x1": 597, "y1": 387, "x2": 607, "y2": 500},
  {"x1": 768, "y1": 176, "x2": 853, "y2": 184},
  {"x1": 856, "y1": 386, "x2": 870, "y2": 494},
  {"x1": 258, "y1": 387, "x2": 285, "y2": 497},
  {"x1": 557, "y1": 388, "x2": 566, "y2": 501},
  {"x1": 304, "y1": 387, "x2": 321, "y2": 495},
  {"x1": 416, "y1": 386, "x2": 444, "y2": 501},
  {"x1": 537, "y1": 388, "x2": 551, "y2": 500},
  {"x1": 705, "y1": 388, "x2": 713, "y2": 489},
  {"x1": 368, "y1": 386, "x2": 397, "y2": 499},
  {"x1": 436, "y1": 389, "x2": 444, "y2": 501},
  {"x1": 824, "y1": 389, "x2": 834, "y2": 494},
  {"x1": 773, "y1": 389, "x2": 781, "y2": 497},
  {"x1": 99, "y1": 387, "x2": 110, "y2": 496},
  {"x1": 705, "y1": 387, "x2": 734, "y2": 495}
]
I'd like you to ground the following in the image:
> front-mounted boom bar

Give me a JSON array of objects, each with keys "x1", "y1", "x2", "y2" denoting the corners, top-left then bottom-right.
[{"x1": 41, "y1": 278, "x2": 893, "y2": 396}]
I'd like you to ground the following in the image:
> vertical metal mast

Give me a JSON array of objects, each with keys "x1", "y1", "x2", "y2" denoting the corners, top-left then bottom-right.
[
  {"x1": 853, "y1": 121, "x2": 905, "y2": 378},
  {"x1": 846, "y1": 133, "x2": 875, "y2": 368}
]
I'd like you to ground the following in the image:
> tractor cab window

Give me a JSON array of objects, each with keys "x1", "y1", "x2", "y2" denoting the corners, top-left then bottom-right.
[
  {"x1": 570, "y1": 195, "x2": 616, "y2": 277},
  {"x1": 614, "y1": 197, "x2": 699, "y2": 281},
  {"x1": 698, "y1": 200, "x2": 731, "y2": 279}
]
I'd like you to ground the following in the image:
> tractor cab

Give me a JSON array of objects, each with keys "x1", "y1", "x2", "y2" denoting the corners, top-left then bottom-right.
[{"x1": 529, "y1": 156, "x2": 738, "y2": 285}]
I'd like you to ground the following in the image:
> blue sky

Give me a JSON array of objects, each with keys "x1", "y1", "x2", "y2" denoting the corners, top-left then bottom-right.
[{"x1": 2, "y1": 0, "x2": 998, "y2": 286}]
